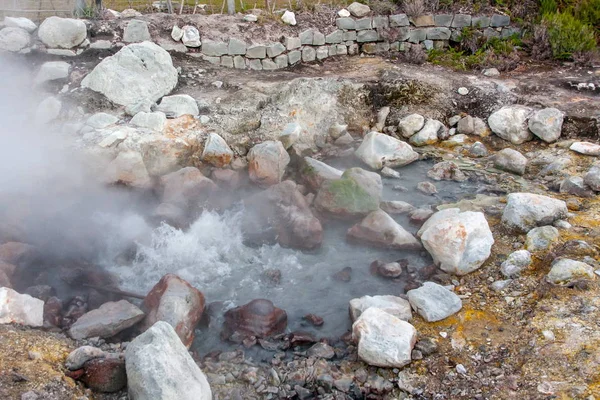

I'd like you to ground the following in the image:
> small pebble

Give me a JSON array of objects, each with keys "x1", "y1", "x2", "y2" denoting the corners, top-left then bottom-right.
[
  {"x1": 457, "y1": 87, "x2": 469, "y2": 95},
  {"x1": 456, "y1": 364, "x2": 467, "y2": 374}
]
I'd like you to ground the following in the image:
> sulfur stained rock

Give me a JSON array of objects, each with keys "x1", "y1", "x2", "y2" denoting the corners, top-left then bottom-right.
[{"x1": 224, "y1": 299, "x2": 287, "y2": 339}]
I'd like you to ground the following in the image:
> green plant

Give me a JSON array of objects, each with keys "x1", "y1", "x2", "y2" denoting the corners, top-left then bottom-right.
[
  {"x1": 544, "y1": 11, "x2": 597, "y2": 59},
  {"x1": 539, "y1": 0, "x2": 558, "y2": 16},
  {"x1": 575, "y1": 0, "x2": 600, "y2": 32}
]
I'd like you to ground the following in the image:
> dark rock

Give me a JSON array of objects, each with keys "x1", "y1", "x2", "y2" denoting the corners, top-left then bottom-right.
[
  {"x1": 140, "y1": 274, "x2": 205, "y2": 348},
  {"x1": 43, "y1": 296, "x2": 63, "y2": 328},
  {"x1": 409, "y1": 208, "x2": 434, "y2": 224},
  {"x1": 377, "y1": 261, "x2": 404, "y2": 278},
  {"x1": 69, "y1": 300, "x2": 144, "y2": 340},
  {"x1": 411, "y1": 349, "x2": 423, "y2": 360},
  {"x1": 262, "y1": 269, "x2": 282, "y2": 285},
  {"x1": 295, "y1": 385, "x2": 313, "y2": 400},
  {"x1": 303, "y1": 314, "x2": 324, "y2": 326},
  {"x1": 307, "y1": 342, "x2": 335, "y2": 359},
  {"x1": 427, "y1": 161, "x2": 467, "y2": 181},
  {"x1": 24, "y1": 285, "x2": 56, "y2": 302},
  {"x1": 415, "y1": 337, "x2": 438, "y2": 355},
  {"x1": 224, "y1": 299, "x2": 287, "y2": 339},
  {"x1": 81, "y1": 357, "x2": 126, "y2": 393},
  {"x1": 560, "y1": 176, "x2": 594, "y2": 198},
  {"x1": 61, "y1": 296, "x2": 87, "y2": 329},
  {"x1": 290, "y1": 331, "x2": 317, "y2": 346},
  {"x1": 332, "y1": 267, "x2": 352, "y2": 282}
]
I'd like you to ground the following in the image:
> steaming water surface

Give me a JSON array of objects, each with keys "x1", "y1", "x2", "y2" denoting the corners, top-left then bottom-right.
[{"x1": 109, "y1": 158, "x2": 478, "y2": 355}]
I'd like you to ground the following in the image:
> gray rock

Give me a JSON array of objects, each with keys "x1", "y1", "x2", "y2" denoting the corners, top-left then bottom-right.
[
  {"x1": 500, "y1": 250, "x2": 532, "y2": 277},
  {"x1": 390, "y1": 14, "x2": 409, "y2": 27},
  {"x1": 381, "y1": 166, "x2": 401, "y2": 178},
  {"x1": 171, "y1": 25, "x2": 183, "y2": 41},
  {"x1": 560, "y1": 176, "x2": 594, "y2": 197},
  {"x1": 347, "y1": 2, "x2": 371, "y2": 17},
  {"x1": 156, "y1": 94, "x2": 199, "y2": 117},
  {"x1": 302, "y1": 46, "x2": 316, "y2": 62},
  {"x1": 34, "y1": 61, "x2": 70, "y2": 85},
  {"x1": 472, "y1": 117, "x2": 490, "y2": 136},
  {"x1": 355, "y1": 131, "x2": 419, "y2": 169},
  {"x1": 526, "y1": 226, "x2": 559, "y2": 252},
  {"x1": 483, "y1": 67, "x2": 500, "y2": 76},
  {"x1": 246, "y1": 44, "x2": 266, "y2": 58},
  {"x1": 547, "y1": 259, "x2": 595, "y2": 285},
  {"x1": 380, "y1": 200, "x2": 415, "y2": 214},
  {"x1": 352, "y1": 308, "x2": 416, "y2": 367},
  {"x1": 300, "y1": 29, "x2": 313, "y2": 44},
  {"x1": 0, "y1": 287, "x2": 44, "y2": 327},
  {"x1": 528, "y1": 108, "x2": 564, "y2": 143},
  {"x1": 407, "y1": 282, "x2": 462, "y2": 322},
  {"x1": 326, "y1": 30, "x2": 343, "y2": 44},
  {"x1": 372, "y1": 16, "x2": 389, "y2": 28},
  {"x1": 66, "y1": 346, "x2": 106, "y2": 370},
  {"x1": 274, "y1": 54, "x2": 288, "y2": 68},
  {"x1": 4, "y1": 16, "x2": 37, "y2": 32},
  {"x1": 493, "y1": 148, "x2": 527, "y2": 175},
  {"x1": 69, "y1": 300, "x2": 145, "y2": 340},
  {"x1": 0, "y1": 27, "x2": 30, "y2": 52},
  {"x1": 472, "y1": 16, "x2": 491, "y2": 28},
  {"x1": 317, "y1": 46, "x2": 329, "y2": 60},
  {"x1": 247, "y1": 141, "x2": 290, "y2": 187},
  {"x1": 279, "y1": 122, "x2": 301, "y2": 149},
  {"x1": 312, "y1": 31, "x2": 325, "y2": 45},
  {"x1": 456, "y1": 115, "x2": 474, "y2": 134},
  {"x1": 86, "y1": 112, "x2": 118, "y2": 129},
  {"x1": 570, "y1": 142, "x2": 600, "y2": 156},
  {"x1": 488, "y1": 105, "x2": 533, "y2": 144},
  {"x1": 181, "y1": 25, "x2": 201, "y2": 47},
  {"x1": 349, "y1": 295, "x2": 412, "y2": 321},
  {"x1": 355, "y1": 17, "x2": 372, "y2": 30},
  {"x1": 288, "y1": 50, "x2": 301, "y2": 64},
  {"x1": 262, "y1": 59, "x2": 278, "y2": 70},
  {"x1": 37, "y1": 16, "x2": 86, "y2": 48},
  {"x1": 398, "y1": 114, "x2": 425, "y2": 138},
  {"x1": 427, "y1": 27, "x2": 451, "y2": 40},
  {"x1": 427, "y1": 161, "x2": 467, "y2": 181},
  {"x1": 423, "y1": 40, "x2": 434, "y2": 50},
  {"x1": 81, "y1": 42, "x2": 177, "y2": 110},
  {"x1": 409, "y1": 119, "x2": 445, "y2": 146},
  {"x1": 130, "y1": 111, "x2": 166, "y2": 131},
  {"x1": 434, "y1": 14, "x2": 453, "y2": 27},
  {"x1": 234, "y1": 55, "x2": 246, "y2": 69},
  {"x1": 584, "y1": 165, "x2": 600, "y2": 191},
  {"x1": 408, "y1": 28, "x2": 426, "y2": 43},
  {"x1": 301, "y1": 157, "x2": 343, "y2": 191},
  {"x1": 266, "y1": 42, "x2": 285, "y2": 58},
  {"x1": 284, "y1": 36, "x2": 301, "y2": 50},
  {"x1": 347, "y1": 209, "x2": 421, "y2": 250},
  {"x1": 123, "y1": 19, "x2": 151, "y2": 43},
  {"x1": 337, "y1": 18, "x2": 356, "y2": 30},
  {"x1": 419, "y1": 208, "x2": 494, "y2": 275},
  {"x1": 126, "y1": 321, "x2": 212, "y2": 400},
  {"x1": 501, "y1": 193, "x2": 568, "y2": 232},
  {"x1": 491, "y1": 279, "x2": 512, "y2": 291},
  {"x1": 307, "y1": 343, "x2": 335, "y2": 359},
  {"x1": 201, "y1": 39, "x2": 228, "y2": 56},
  {"x1": 357, "y1": 30, "x2": 378, "y2": 43},
  {"x1": 228, "y1": 38, "x2": 246, "y2": 55},
  {"x1": 451, "y1": 14, "x2": 472, "y2": 28},
  {"x1": 491, "y1": 14, "x2": 510, "y2": 27},
  {"x1": 416, "y1": 181, "x2": 437, "y2": 195}
]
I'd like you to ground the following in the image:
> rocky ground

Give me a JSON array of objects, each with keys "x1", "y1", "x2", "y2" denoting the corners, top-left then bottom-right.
[{"x1": 1, "y1": 11, "x2": 600, "y2": 400}]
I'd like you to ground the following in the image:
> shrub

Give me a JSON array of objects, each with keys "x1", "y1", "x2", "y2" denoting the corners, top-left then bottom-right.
[
  {"x1": 531, "y1": 23, "x2": 553, "y2": 60},
  {"x1": 575, "y1": 0, "x2": 600, "y2": 32},
  {"x1": 539, "y1": 0, "x2": 558, "y2": 16},
  {"x1": 544, "y1": 12, "x2": 597, "y2": 59},
  {"x1": 403, "y1": 0, "x2": 425, "y2": 18}
]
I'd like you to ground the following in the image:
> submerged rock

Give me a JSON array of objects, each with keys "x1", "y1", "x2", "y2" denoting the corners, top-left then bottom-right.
[
  {"x1": 501, "y1": 193, "x2": 568, "y2": 232},
  {"x1": 418, "y1": 208, "x2": 493, "y2": 275},
  {"x1": 349, "y1": 295, "x2": 412, "y2": 321},
  {"x1": 416, "y1": 181, "x2": 437, "y2": 195},
  {"x1": 427, "y1": 161, "x2": 467, "y2": 181},
  {"x1": 352, "y1": 307, "x2": 416, "y2": 368},
  {"x1": 347, "y1": 209, "x2": 421, "y2": 250},
  {"x1": 224, "y1": 299, "x2": 287, "y2": 339},
  {"x1": 380, "y1": 200, "x2": 415, "y2": 214},
  {"x1": 247, "y1": 141, "x2": 290, "y2": 187},
  {"x1": 407, "y1": 282, "x2": 462, "y2": 322},
  {"x1": 547, "y1": 259, "x2": 595, "y2": 285},
  {"x1": 355, "y1": 131, "x2": 419, "y2": 169},
  {"x1": 488, "y1": 105, "x2": 533, "y2": 144},
  {"x1": 500, "y1": 250, "x2": 532, "y2": 278},
  {"x1": 315, "y1": 168, "x2": 381, "y2": 218},
  {"x1": 69, "y1": 300, "x2": 145, "y2": 340},
  {"x1": 140, "y1": 274, "x2": 205, "y2": 348},
  {"x1": 0, "y1": 287, "x2": 44, "y2": 327},
  {"x1": 126, "y1": 321, "x2": 212, "y2": 400}
]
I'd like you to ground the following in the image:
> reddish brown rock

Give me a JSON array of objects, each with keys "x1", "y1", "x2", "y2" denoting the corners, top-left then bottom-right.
[
  {"x1": 140, "y1": 274, "x2": 205, "y2": 348},
  {"x1": 224, "y1": 299, "x2": 287, "y2": 339},
  {"x1": 0, "y1": 242, "x2": 37, "y2": 266},
  {"x1": 332, "y1": 267, "x2": 352, "y2": 282},
  {"x1": 81, "y1": 357, "x2": 127, "y2": 393},
  {"x1": 303, "y1": 314, "x2": 324, "y2": 326},
  {"x1": 242, "y1": 180, "x2": 323, "y2": 250},
  {"x1": 44, "y1": 296, "x2": 63, "y2": 327},
  {"x1": 211, "y1": 169, "x2": 241, "y2": 189},
  {"x1": 160, "y1": 167, "x2": 217, "y2": 211}
]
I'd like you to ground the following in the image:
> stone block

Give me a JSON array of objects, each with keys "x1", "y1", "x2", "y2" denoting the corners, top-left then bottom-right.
[
  {"x1": 395, "y1": 27, "x2": 410, "y2": 41},
  {"x1": 262, "y1": 59, "x2": 278, "y2": 70},
  {"x1": 221, "y1": 55, "x2": 234, "y2": 68},
  {"x1": 434, "y1": 14, "x2": 453, "y2": 27},
  {"x1": 450, "y1": 29, "x2": 462, "y2": 42},
  {"x1": 313, "y1": 31, "x2": 325, "y2": 45},
  {"x1": 390, "y1": 41, "x2": 406, "y2": 51},
  {"x1": 433, "y1": 40, "x2": 448, "y2": 49},
  {"x1": 423, "y1": 39, "x2": 434, "y2": 50},
  {"x1": 408, "y1": 28, "x2": 426, "y2": 43},
  {"x1": 372, "y1": 16, "x2": 389, "y2": 29},
  {"x1": 202, "y1": 55, "x2": 221, "y2": 64},
  {"x1": 317, "y1": 46, "x2": 329, "y2": 60},
  {"x1": 285, "y1": 36, "x2": 301, "y2": 50},
  {"x1": 348, "y1": 43, "x2": 359, "y2": 55},
  {"x1": 376, "y1": 42, "x2": 390, "y2": 52},
  {"x1": 234, "y1": 55, "x2": 246, "y2": 69},
  {"x1": 288, "y1": 50, "x2": 301, "y2": 64},
  {"x1": 201, "y1": 39, "x2": 227, "y2": 56},
  {"x1": 247, "y1": 58, "x2": 262, "y2": 70},
  {"x1": 390, "y1": 14, "x2": 409, "y2": 27},
  {"x1": 300, "y1": 29, "x2": 314, "y2": 45},
  {"x1": 484, "y1": 27, "x2": 500, "y2": 38},
  {"x1": 343, "y1": 31, "x2": 357, "y2": 41},
  {"x1": 336, "y1": 44, "x2": 348, "y2": 55},
  {"x1": 228, "y1": 38, "x2": 247, "y2": 55},
  {"x1": 355, "y1": 17, "x2": 372, "y2": 30},
  {"x1": 274, "y1": 54, "x2": 288, "y2": 68},
  {"x1": 472, "y1": 16, "x2": 491, "y2": 28},
  {"x1": 326, "y1": 30, "x2": 343, "y2": 44},
  {"x1": 267, "y1": 42, "x2": 285, "y2": 58},
  {"x1": 357, "y1": 29, "x2": 379, "y2": 43},
  {"x1": 501, "y1": 27, "x2": 520, "y2": 38},
  {"x1": 362, "y1": 43, "x2": 377, "y2": 54},
  {"x1": 337, "y1": 18, "x2": 356, "y2": 30},
  {"x1": 451, "y1": 14, "x2": 472, "y2": 28},
  {"x1": 302, "y1": 46, "x2": 316, "y2": 62},
  {"x1": 427, "y1": 27, "x2": 451, "y2": 40},
  {"x1": 246, "y1": 44, "x2": 266, "y2": 58},
  {"x1": 412, "y1": 15, "x2": 434, "y2": 27},
  {"x1": 491, "y1": 14, "x2": 510, "y2": 27}
]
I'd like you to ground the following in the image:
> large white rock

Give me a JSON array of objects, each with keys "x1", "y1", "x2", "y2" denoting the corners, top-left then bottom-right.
[
  {"x1": 409, "y1": 119, "x2": 445, "y2": 147},
  {"x1": 181, "y1": 25, "x2": 201, "y2": 47},
  {"x1": 398, "y1": 114, "x2": 425, "y2": 138},
  {"x1": 123, "y1": 19, "x2": 151, "y2": 43},
  {"x1": 347, "y1": 2, "x2": 371, "y2": 17},
  {"x1": 4, "y1": 17, "x2": 37, "y2": 32},
  {"x1": 347, "y1": 209, "x2": 421, "y2": 250},
  {"x1": 349, "y1": 295, "x2": 412, "y2": 322},
  {"x1": 570, "y1": 142, "x2": 600, "y2": 156},
  {"x1": 155, "y1": 94, "x2": 199, "y2": 117},
  {"x1": 281, "y1": 11, "x2": 297, "y2": 25},
  {"x1": 355, "y1": 131, "x2": 419, "y2": 169},
  {"x1": 501, "y1": 193, "x2": 568, "y2": 232},
  {"x1": 0, "y1": 27, "x2": 30, "y2": 52},
  {"x1": 37, "y1": 16, "x2": 86, "y2": 49},
  {"x1": 130, "y1": 111, "x2": 166, "y2": 131},
  {"x1": 34, "y1": 61, "x2": 70, "y2": 85},
  {"x1": 86, "y1": 112, "x2": 118, "y2": 129},
  {"x1": 126, "y1": 321, "x2": 212, "y2": 400},
  {"x1": 301, "y1": 157, "x2": 343, "y2": 191},
  {"x1": 81, "y1": 42, "x2": 178, "y2": 110},
  {"x1": 0, "y1": 287, "x2": 44, "y2": 327},
  {"x1": 202, "y1": 133, "x2": 233, "y2": 167},
  {"x1": 488, "y1": 105, "x2": 533, "y2": 144},
  {"x1": 419, "y1": 209, "x2": 494, "y2": 275},
  {"x1": 407, "y1": 282, "x2": 462, "y2": 322},
  {"x1": 247, "y1": 141, "x2": 290, "y2": 187},
  {"x1": 105, "y1": 151, "x2": 152, "y2": 189},
  {"x1": 547, "y1": 259, "x2": 595, "y2": 285},
  {"x1": 352, "y1": 307, "x2": 416, "y2": 368},
  {"x1": 528, "y1": 108, "x2": 564, "y2": 143},
  {"x1": 69, "y1": 300, "x2": 145, "y2": 339}
]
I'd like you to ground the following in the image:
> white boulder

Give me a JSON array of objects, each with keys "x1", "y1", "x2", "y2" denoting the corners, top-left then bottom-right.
[
  {"x1": 181, "y1": 25, "x2": 201, "y2": 47},
  {"x1": 34, "y1": 61, "x2": 70, "y2": 85},
  {"x1": 398, "y1": 114, "x2": 425, "y2": 138},
  {"x1": 155, "y1": 94, "x2": 199, "y2": 117},
  {"x1": 0, "y1": 27, "x2": 30, "y2": 52},
  {"x1": 37, "y1": 16, "x2": 86, "y2": 48},
  {"x1": 281, "y1": 11, "x2": 297, "y2": 25},
  {"x1": 4, "y1": 17, "x2": 37, "y2": 32},
  {"x1": 528, "y1": 108, "x2": 564, "y2": 143},
  {"x1": 488, "y1": 105, "x2": 533, "y2": 144},
  {"x1": 355, "y1": 131, "x2": 419, "y2": 169},
  {"x1": 202, "y1": 133, "x2": 233, "y2": 167},
  {"x1": 349, "y1": 295, "x2": 412, "y2": 321},
  {"x1": 0, "y1": 287, "x2": 44, "y2": 327},
  {"x1": 407, "y1": 282, "x2": 462, "y2": 322},
  {"x1": 501, "y1": 193, "x2": 568, "y2": 232},
  {"x1": 130, "y1": 111, "x2": 166, "y2": 131}
]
